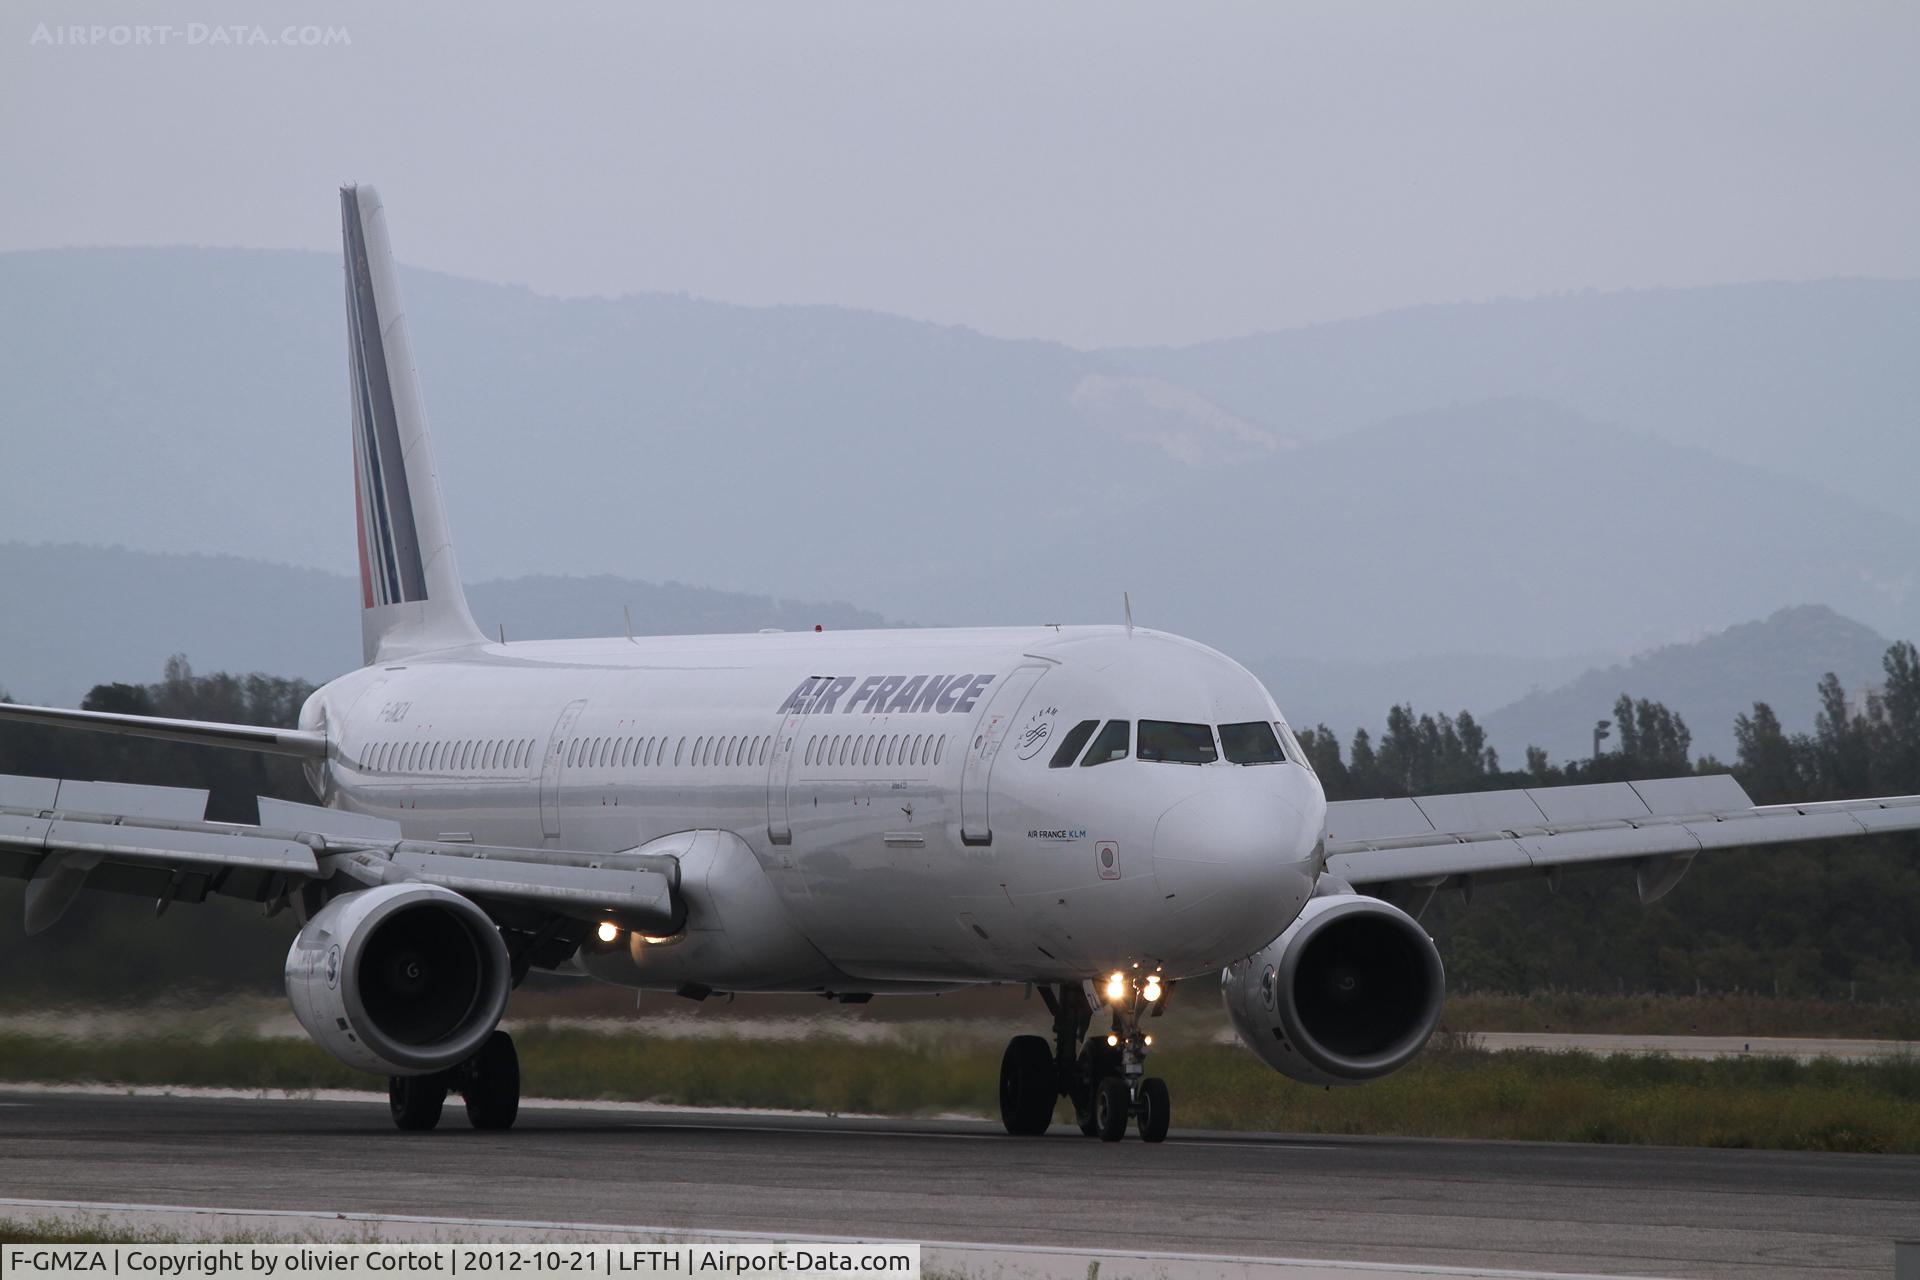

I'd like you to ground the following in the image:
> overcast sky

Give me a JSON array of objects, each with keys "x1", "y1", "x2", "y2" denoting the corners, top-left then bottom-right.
[{"x1": 2, "y1": 1, "x2": 1916, "y2": 347}]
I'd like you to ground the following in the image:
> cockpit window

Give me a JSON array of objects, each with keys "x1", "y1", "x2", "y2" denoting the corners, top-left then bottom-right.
[
  {"x1": 1137, "y1": 720, "x2": 1218, "y2": 764},
  {"x1": 1079, "y1": 719, "x2": 1130, "y2": 766},
  {"x1": 1220, "y1": 720, "x2": 1285, "y2": 764},
  {"x1": 1049, "y1": 719, "x2": 1100, "y2": 768}
]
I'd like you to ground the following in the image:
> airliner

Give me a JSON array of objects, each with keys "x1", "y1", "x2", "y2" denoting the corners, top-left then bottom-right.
[{"x1": 5, "y1": 187, "x2": 1918, "y2": 1141}]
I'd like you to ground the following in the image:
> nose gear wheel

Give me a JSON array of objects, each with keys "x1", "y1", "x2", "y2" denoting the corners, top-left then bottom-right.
[{"x1": 996, "y1": 979, "x2": 1173, "y2": 1143}]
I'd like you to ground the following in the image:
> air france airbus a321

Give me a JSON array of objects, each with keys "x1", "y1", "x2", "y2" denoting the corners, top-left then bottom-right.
[{"x1": 6, "y1": 188, "x2": 1920, "y2": 1141}]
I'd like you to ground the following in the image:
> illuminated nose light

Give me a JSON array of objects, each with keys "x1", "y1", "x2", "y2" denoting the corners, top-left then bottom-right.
[
  {"x1": 596, "y1": 921, "x2": 620, "y2": 944},
  {"x1": 1104, "y1": 971, "x2": 1127, "y2": 1003}
]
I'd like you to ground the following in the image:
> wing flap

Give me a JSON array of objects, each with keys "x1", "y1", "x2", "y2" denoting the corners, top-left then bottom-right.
[
  {"x1": 0, "y1": 771, "x2": 683, "y2": 937},
  {"x1": 1327, "y1": 782, "x2": 1920, "y2": 895},
  {"x1": 35, "y1": 820, "x2": 320, "y2": 876},
  {"x1": 334, "y1": 848, "x2": 678, "y2": 932}
]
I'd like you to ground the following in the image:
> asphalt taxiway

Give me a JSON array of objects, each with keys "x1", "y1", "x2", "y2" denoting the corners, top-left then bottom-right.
[{"x1": 0, "y1": 1089, "x2": 1913, "y2": 1278}]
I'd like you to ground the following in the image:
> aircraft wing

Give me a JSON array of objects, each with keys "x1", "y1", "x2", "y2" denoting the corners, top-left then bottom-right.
[
  {"x1": 0, "y1": 774, "x2": 679, "y2": 938},
  {"x1": 0, "y1": 701, "x2": 328, "y2": 758},
  {"x1": 1323, "y1": 773, "x2": 1920, "y2": 907}
]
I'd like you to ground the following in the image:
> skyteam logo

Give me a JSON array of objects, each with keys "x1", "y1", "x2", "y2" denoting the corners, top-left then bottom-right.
[
  {"x1": 344, "y1": 188, "x2": 428, "y2": 611},
  {"x1": 1014, "y1": 705, "x2": 1059, "y2": 760}
]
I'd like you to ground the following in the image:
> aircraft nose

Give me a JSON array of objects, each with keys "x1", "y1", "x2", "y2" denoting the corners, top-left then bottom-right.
[{"x1": 1152, "y1": 783, "x2": 1316, "y2": 953}]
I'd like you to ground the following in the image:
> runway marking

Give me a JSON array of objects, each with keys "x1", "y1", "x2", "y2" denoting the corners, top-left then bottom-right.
[
  {"x1": 0, "y1": 1084, "x2": 1335, "y2": 1149},
  {"x1": 623, "y1": 1119, "x2": 1335, "y2": 1150},
  {"x1": 0, "y1": 1082, "x2": 946, "y2": 1124},
  {"x1": 0, "y1": 1197, "x2": 1678, "y2": 1280}
]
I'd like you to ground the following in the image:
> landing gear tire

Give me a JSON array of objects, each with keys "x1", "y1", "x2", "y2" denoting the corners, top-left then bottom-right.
[
  {"x1": 1073, "y1": 1035, "x2": 1120, "y2": 1137},
  {"x1": 388, "y1": 1073, "x2": 447, "y2": 1132},
  {"x1": 1092, "y1": 1075, "x2": 1129, "y2": 1143},
  {"x1": 1136, "y1": 1077, "x2": 1170, "y2": 1143},
  {"x1": 999, "y1": 1035, "x2": 1055, "y2": 1135},
  {"x1": 461, "y1": 1030, "x2": 521, "y2": 1131}
]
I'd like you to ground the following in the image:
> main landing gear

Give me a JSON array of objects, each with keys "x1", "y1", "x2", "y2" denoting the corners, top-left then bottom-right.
[
  {"x1": 998, "y1": 975, "x2": 1171, "y2": 1143},
  {"x1": 388, "y1": 1029, "x2": 521, "y2": 1132}
]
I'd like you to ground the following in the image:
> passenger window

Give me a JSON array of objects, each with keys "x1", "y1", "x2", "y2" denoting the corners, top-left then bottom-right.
[
  {"x1": 728, "y1": 736, "x2": 740, "y2": 767},
  {"x1": 566, "y1": 739, "x2": 578, "y2": 768},
  {"x1": 912, "y1": 734, "x2": 925, "y2": 766},
  {"x1": 1049, "y1": 720, "x2": 1100, "y2": 768},
  {"x1": 862, "y1": 736, "x2": 875, "y2": 767},
  {"x1": 885, "y1": 737, "x2": 896, "y2": 767},
  {"x1": 1138, "y1": 720, "x2": 1217, "y2": 764},
  {"x1": 1080, "y1": 720, "x2": 1130, "y2": 766},
  {"x1": 934, "y1": 735, "x2": 945, "y2": 766},
  {"x1": 806, "y1": 736, "x2": 818, "y2": 766}
]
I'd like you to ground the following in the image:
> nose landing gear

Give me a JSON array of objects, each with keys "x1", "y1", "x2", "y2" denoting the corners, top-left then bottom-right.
[{"x1": 997, "y1": 978, "x2": 1171, "y2": 1143}]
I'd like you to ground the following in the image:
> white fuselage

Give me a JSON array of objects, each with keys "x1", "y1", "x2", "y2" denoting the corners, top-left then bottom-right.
[{"x1": 303, "y1": 624, "x2": 1325, "y2": 993}]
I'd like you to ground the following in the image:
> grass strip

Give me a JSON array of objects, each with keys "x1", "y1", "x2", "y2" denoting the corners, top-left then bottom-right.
[{"x1": 3, "y1": 1025, "x2": 1917, "y2": 1153}]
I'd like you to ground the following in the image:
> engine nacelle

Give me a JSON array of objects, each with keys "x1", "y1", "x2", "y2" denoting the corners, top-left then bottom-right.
[
  {"x1": 1222, "y1": 892, "x2": 1445, "y2": 1086},
  {"x1": 286, "y1": 882, "x2": 511, "y2": 1076}
]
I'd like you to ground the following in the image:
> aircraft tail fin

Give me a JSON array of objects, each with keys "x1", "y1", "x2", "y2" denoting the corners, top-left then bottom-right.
[{"x1": 341, "y1": 184, "x2": 486, "y2": 664}]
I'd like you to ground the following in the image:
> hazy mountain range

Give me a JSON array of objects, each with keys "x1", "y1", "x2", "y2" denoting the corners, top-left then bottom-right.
[
  {"x1": 1, "y1": 546, "x2": 1900, "y2": 771},
  {"x1": 0, "y1": 543, "x2": 885, "y2": 708},
  {"x1": 2, "y1": 248, "x2": 1915, "y2": 751},
  {"x1": 2, "y1": 249, "x2": 1916, "y2": 668},
  {"x1": 1477, "y1": 605, "x2": 1895, "y2": 766}
]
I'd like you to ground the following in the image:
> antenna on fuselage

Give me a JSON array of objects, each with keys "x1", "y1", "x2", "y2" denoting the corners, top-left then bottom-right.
[
  {"x1": 624, "y1": 605, "x2": 635, "y2": 644},
  {"x1": 497, "y1": 623, "x2": 506, "y2": 644},
  {"x1": 1123, "y1": 591, "x2": 1133, "y2": 637}
]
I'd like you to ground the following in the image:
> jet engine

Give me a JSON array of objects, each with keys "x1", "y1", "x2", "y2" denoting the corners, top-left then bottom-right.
[
  {"x1": 1222, "y1": 891, "x2": 1444, "y2": 1086},
  {"x1": 285, "y1": 882, "x2": 511, "y2": 1076}
]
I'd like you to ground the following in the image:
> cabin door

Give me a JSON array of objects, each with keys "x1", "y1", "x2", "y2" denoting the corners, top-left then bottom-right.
[
  {"x1": 960, "y1": 665, "x2": 1048, "y2": 846},
  {"x1": 766, "y1": 677, "x2": 827, "y2": 845},
  {"x1": 538, "y1": 699, "x2": 587, "y2": 844}
]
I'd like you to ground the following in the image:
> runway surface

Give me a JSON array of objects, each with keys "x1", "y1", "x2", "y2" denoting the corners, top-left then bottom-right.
[{"x1": 0, "y1": 1088, "x2": 1914, "y2": 1278}]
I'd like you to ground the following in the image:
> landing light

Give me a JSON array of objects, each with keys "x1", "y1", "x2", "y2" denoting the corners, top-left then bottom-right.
[
  {"x1": 1142, "y1": 976, "x2": 1163, "y2": 1003},
  {"x1": 1106, "y1": 1033, "x2": 1119, "y2": 1047},
  {"x1": 1104, "y1": 971, "x2": 1127, "y2": 1003},
  {"x1": 596, "y1": 921, "x2": 620, "y2": 944}
]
